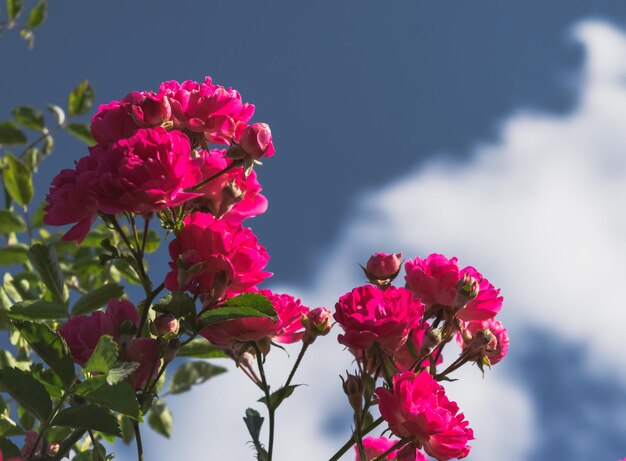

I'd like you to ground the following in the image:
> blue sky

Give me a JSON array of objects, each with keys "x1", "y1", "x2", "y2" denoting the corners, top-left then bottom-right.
[{"x1": 3, "y1": 2, "x2": 626, "y2": 460}]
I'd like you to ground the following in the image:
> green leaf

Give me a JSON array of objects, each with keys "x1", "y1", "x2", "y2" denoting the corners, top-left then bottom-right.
[
  {"x1": 0, "y1": 244, "x2": 29, "y2": 265},
  {"x1": 243, "y1": 408, "x2": 268, "y2": 461},
  {"x1": 26, "y1": 0, "x2": 46, "y2": 28},
  {"x1": 17, "y1": 404, "x2": 34, "y2": 430},
  {"x1": 9, "y1": 299, "x2": 67, "y2": 320},
  {"x1": 147, "y1": 401, "x2": 172, "y2": 438},
  {"x1": 0, "y1": 210, "x2": 26, "y2": 234},
  {"x1": 68, "y1": 81, "x2": 94, "y2": 117},
  {"x1": 153, "y1": 292, "x2": 195, "y2": 319},
  {"x1": 199, "y1": 305, "x2": 277, "y2": 327},
  {"x1": 12, "y1": 106, "x2": 44, "y2": 131},
  {"x1": 258, "y1": 384, "x2": 301, "y2": 411},
  {"x1": 0, "y1": 413, "x2": 23, "y2": 437},
  {"x1": 13, "y1": 321, "x2": 75, "y2": 387},
  {"x1": 106, "y1": 362, "x2": 139, "y2": 386},
  {"x1": 65, "y1": 123, "x2": 95, "y2": 145},
  {"x1": 6, "y1": 0, "x2": 22, "y2": 20},
  {"x1": 28, "y1": 243, "x2": 68, "y2": 305},
  {"x1": 224, "y1": 293, "x2": 277, "y2": 317},
  {"x1": 84, "y1": 335, "x2": 118, "y2": 374},
  {"x1": 177, "y1": 338, "x2": 229, "y2": 359},
  {"x1": 76, "y1": 379, "x2": 141, "y2": 420},
  {"x1": 51, "y1": 405, "x2": 121, "y2": 437},
  {"x1": 72, "y1": 283, "x2": 124, "y2": 316},
  {"x1": 2, "y1": 152, "x2": 33, "y2": 206},
  {"x1": 0, "y1": 122, "x2": 27, "y2": 145},
  {"x1": 120, "y1": 415, "x2": 135, "y2": 445},
  {"x1": 0, "y1": 437, "x2": 21, "y2": 458},
  {"x1": 0, "y1": 367, "x2": 52, "y2": 420},
  {"x1": 168, "y1": 361, "x2": 226, "y2": 395}
]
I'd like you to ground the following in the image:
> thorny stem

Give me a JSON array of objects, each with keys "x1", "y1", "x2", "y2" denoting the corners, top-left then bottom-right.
[
  {"x1": 253, "y1": 343, "x2": 275, "y2": 461},
  {"x1": 328, "y1": 417, "x2": 384, "y2": 461}
]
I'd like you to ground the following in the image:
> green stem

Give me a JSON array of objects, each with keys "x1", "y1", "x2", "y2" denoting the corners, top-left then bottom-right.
[
  {"x1": 283, "y1": 343, "x2": 309, "y2": 389},
  {"x1": 28, "y1": 391, "x2": 71, "y2": 461},
  {"x1": 136, "y1": 281, "x2": 165, "y2": 338},
  {"x1": 328, "y1": 417, "x2": 384, "y2": 461},
  {"x1": 133, "y1": 421, "x2": 144, "y2": 461},
  {"x1": 254, "y1": 343, "x2": 275, "y2": 461},
  {"x1": 184, "y1": 160, "x2": 242, "y2": 192}
]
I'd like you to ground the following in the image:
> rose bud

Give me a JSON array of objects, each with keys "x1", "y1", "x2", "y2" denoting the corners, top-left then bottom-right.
[
  {"x1": 363, "y1": 252, "x2": 402, "y2": 288},
  {"x1": 152, "y1": 313, "x2": 180, "y2": 338},
  {"x1": 302, "y1": 307, "x2": 333, "y2": 344},
  {"x1": 238, "y1": 123, "x2": 275, "y2": 160},
  {"x1": 132, "y1": 93, "x2": 171, "y2": 128},
  {"x1": 455, "y1": 273, "x2": 480, "y2": 308},
  {"x1": 341, "y1": 372, "x2": 364, "y2": 413}
]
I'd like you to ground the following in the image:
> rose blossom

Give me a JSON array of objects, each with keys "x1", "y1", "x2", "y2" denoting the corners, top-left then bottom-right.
[
  {"x1": 159, "y1": 77, "x2": 255, "y2": 144},
  {"x1": 234, "y1": 122, "x2": 275, "y2": 159},
  {"x1": 200, "y1": 289, "x2": 309, "y2": 350},
  {"x1": 188, "y1": 149, "x2": 268, "y2": 222},
  {"x1": 58, "y1": 300, "x2": 159, "y2": 390},
  {"x1": 365, "y1": 252, "x2": 402, "y2": 281},
  {"x1": 458, "y1": 318, "x2": 509, "y2": 365},
  {"x1": 354, "y1": 437, "x2": 428, "y2": 461},
  {"x1": 334, "y1": 285, "x2": 423, "y2": 355},
  {"x1": 91, "y1": 91, "x2": 171, "y2": 146},
  {"x1": 165, "y1": 212, "x2": 271, "y2": 298},
  {"x1": 404, "y1": 254, "x2": 502, "y2": 321},
  {"x1": 376, "y1": 371, "x2": 473, "y2": 460},
  {"x1": 87, "y1": 127, "x2": 202, "y2": 215}
]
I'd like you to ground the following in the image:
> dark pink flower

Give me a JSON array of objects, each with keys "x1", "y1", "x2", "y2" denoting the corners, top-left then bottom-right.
[
  {"x1": 354, "y1": 437, "x2": 428, "y2": 461},
  {"x1": 365, "y1": 252, "x2": 402, "y2": 280},
  {"x1": 58, "y1": 310, "x2": 115, "y2": 366},
  {"x1": 165, "y1": 212, "x2": 271, "y2": 298},
  {"x1": 376, "y1": 372, "x2": 473, "y2": 461},
  {"x1": 334, "y1": 285, "x2": 423, "y2": 355},
  {"x1": 89, "y1": 127, "x2": 202, "y2": 215},
  {"x1": 200, "y1": 289, "x2": 309, "y2": 350},
  {"x1": 188, "y1": 149, "x2": 267, "y2": 222},
  {"x1": 455, "y1": 267, "x2": 502, "y2": 322},
  {"x1": 235, "y1": 122, "x2": 275, "y2": 159},
  {"x1": 159, "y1": 77, "x2": 254, "y2": 144},
  {"x1": 123, "y1": 338, "x2": 160, "y2": 390},
  {"x1": 404, "y1": 254, "x2": 461, "y2": 307},
  {"x1": 458, "y1": 318, "x2": 509, "y2": 365}
]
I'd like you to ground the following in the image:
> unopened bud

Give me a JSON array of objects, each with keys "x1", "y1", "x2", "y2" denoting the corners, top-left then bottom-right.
[
  {"x1": 467, "y1": 328, "x2": 495, "y2": 355},
  {"x1": 420, "y1": 327, "x2": 443, "y2": 356},
  {"x1": 216, "y1": 181, "x2": 245, "y2": 218},
  {"x1": 163, "y1": 338, "x2": 182, "y2": 363},
  {"x1": 151, "y1": 313, "x2": 180, "y2": 338},
  {"x1": 48, "y1": 442, "x2": 60, "y2": 457},
  {"x1": 238, "y1": 123, "x2": 274, "y2": 159},
  {"x1": 363, "y1": 252, "x2": 402, "y2": 288},
  {"x1": 341, "y1": 372, "x2": 364, "y2": 412},
  {"x1": 131, "y1": 93, "x2": 171, "y2": 128},
  {"x1": 302, "y1": 307, "x2": 333, "y2": 344},
  {"x1": 256, "y1": 337, "x2": 272, "y2": 357},
  {"x1": 455, "y1": 274, "x2": 480, "y2": 307}
]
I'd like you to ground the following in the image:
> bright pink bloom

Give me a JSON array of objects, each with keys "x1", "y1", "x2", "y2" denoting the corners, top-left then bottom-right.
[
  {"x1": 200, "y1": 289, "x2": 309, "y2": 349},
  {"x1": 59, "y1": 310, "x2": 116, "y2": 366},
  {"x1": 455, "y1": 267, "x2": 502, "y2": 322},
  {"x1": 365, "y1": 252, "x2": 403, "y2": 280},
  {"x1": 405, "y1": 254, "x2": 461, "y2": 307},
  {"x1": 458, "y1": 319, "x2": 509, "y2": 365},
  {"x1": 165, "y1": 212, "x2": 271, "y2": 298},
  {"x1": 376, "y1": 372, "x2": 473, "y2": 460},
  {"x1": 91, "y1": 91, "x2": 171, "y2": 146},
  {"x1": 124, "y1": 338, "x2": 160, "y2": 390},
  {"x1": 189, "y1": 149, "x2": 267, "y2": 222},
  {"x1": 334, "y1": 285, "x2": 424, "y2": 354},
  {"x1": 88, "y1": 127, "x2": 201, "y2": 215},
  {"x1": 236, "y1": 122, "x2": 275, "y2": 159},
  {"x1": 354, "y1": 437, "x2": 428, "y2": 461},
  {"x1": 159, "y1": 77, "x2": 255, "y2": 144}
]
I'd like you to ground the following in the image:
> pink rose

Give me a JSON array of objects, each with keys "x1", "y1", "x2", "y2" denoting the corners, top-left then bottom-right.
[
  {"x1": 165, "y1": 212, "x2": 271, "y2": 298},
  {"x1": 123, "y1": 337, "x2": 160, "y2": 390},
  {"x1": 458, "y1": 318, "x2": 509, "y2": 365},
  {"x1": 234, "y1": 122, "x2": 275, "y2": 159},
  {"x1": 88, "y1": 127, "x2": 202, "y2": 215},
  {"x1": 334, "y1": 285, "x2": 423, "y2": 355},
  {"x1": 365, "y1": 252, "x2": 402, "y2": 280},
  {"x1": 159, "y1": 77, "x2": 255, "y2": 144},
  {"x1": 354, "y1": 437, "x2": 428, "y2": 461},
  {"x1": 200, "y1": 289, "x2": 309, "y2": 350},
  {"x1": 376, "y1": 372, "x2": 474, "y2": 461},
  {"x1": 302, "y1": 307, "x2": 333, "y2": 343},
  {"x1": 404, "y1": 254, "x2": 461, "y2": 307},
  {"x1": 188, "y1": 149, "x2": 268, "y2": 222},
  {"x1": 455, "y1": 267, "x2": 502, "y2": 322}
]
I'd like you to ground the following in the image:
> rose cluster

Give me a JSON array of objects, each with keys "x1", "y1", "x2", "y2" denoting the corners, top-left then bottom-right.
[
  {"x1": 44, "y1": 76, "x2": 274, "y2": 244},
  {"x1": 334, "y1": 252, "x2": 509, "y2": 461}
]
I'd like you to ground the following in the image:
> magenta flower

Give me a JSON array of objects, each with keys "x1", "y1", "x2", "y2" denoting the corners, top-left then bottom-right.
[
  {"x1": 236, "y1": 122, "x2": 275, "y2": 159},
  {"x1": 365, "y1": 252, "x2": 403, "y2": 280},
  {"x1": 200, "y1": 289, "x2": 309, "y2": 350},
  {"x1": 458, "y1": 318, "x2": 509, "y2": 365},
  {"x1": 405, "y1": 254, "x2": 461, "y2": 307},
  {"x1": 354, "y1": 436, "x2": 428, "y2": 461},
  {"x1": 376, "y1": 372, "x2": 473, "y2": 460},
  {"x1": 334, "y1": 285, "x2": 423, "y2": 355},
  {"x1": 188, "y1": 149, "x2": 268, "y2": 222},
  {"x1": 159, "y1": 77, "x2": 255, "y2": 144},
  {"x1": 165, "y1": 212, "x2": 271, "y2": 298},
  {"x1": 455, "y1": 266, "x2": 502, "y2": 322}
]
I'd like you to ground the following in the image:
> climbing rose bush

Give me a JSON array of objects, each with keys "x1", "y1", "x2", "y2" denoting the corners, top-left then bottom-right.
[{"x1": 0, "y1": 76, "x2": 512, "y2": 461}]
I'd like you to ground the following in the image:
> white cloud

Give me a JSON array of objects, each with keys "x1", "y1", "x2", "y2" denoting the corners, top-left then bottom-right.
[{"x1": 144, "y1": 19, "x2": 626, "y2": 461}]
